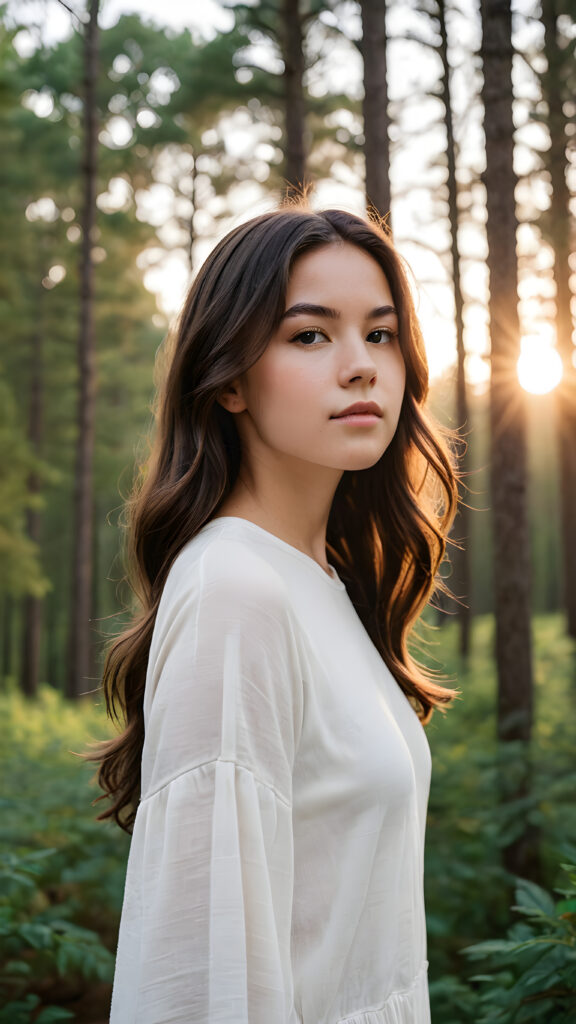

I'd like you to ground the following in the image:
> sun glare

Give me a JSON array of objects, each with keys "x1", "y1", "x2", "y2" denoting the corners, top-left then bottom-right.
[{"x1": 517, "y1": 337, "x2": 563, "y2": 395}]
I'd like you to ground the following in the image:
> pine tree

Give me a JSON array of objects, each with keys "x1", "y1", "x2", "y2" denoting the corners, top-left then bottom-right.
[
  {"x1": 66, "y1": 0, "x2": 100, "y2": 699},
  {"x1": 359, "y1": 0, "x2": 391, "y2": 224},
  {"x1": 540, "y1": 0, "x2": 576, "y2": 638},
  {"x1": 480, "y1": 0, "x2": 538, "y2": 880}
]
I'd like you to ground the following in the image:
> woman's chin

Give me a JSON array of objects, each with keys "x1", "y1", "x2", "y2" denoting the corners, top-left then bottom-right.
[{"x1": 336, "y1": 449, "x2": 389, "y2": 472}]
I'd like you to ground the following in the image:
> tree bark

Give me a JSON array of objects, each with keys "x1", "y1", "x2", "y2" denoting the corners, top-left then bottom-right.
[
  {"x1": 66, "y1": 0, "x2": 99, "y2": 699},
  {"x1": 360, "y1": 0, "x2": 392, "y2": 227},
  {"x1": 541, "y1": 0, "x2": 576, "y2": 638},
  {"x1": 1, "y1": 596, "x2": 14, "y2": 685},
  {"x1": 45, "y1": 597, "x2": 60, "y2": 689},
  {"x1": 188, "y1": 149, "x2": 197, "y2": 272},
  {"x1": 480, "y1": 0, "x2": 538, "y2": 879},
  {"x1": 281, "y1": 0, "x2": 306, "y2": 200},
  {"x1": 437, "y1": 0, "x2": 471, "y2": 657},
  {"x1": 21, "y1": 290, "x2": 45, "y2": 698}
]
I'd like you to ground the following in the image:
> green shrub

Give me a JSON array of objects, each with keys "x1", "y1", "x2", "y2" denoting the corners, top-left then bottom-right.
[
  {"x1": 0, "y1": 848, "x2": 113, "y2": 1021},
  {"x1": 423, "y1": 614, "x2": 576, "y2": 1019},
  {"x1": 462, "y1": 862, "x2": 576, "y2": 1022},
  {"x1": 0, "y1": 686, "x2": 129, "y2": 1021}
]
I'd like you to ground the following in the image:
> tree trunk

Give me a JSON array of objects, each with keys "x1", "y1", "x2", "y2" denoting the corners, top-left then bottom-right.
[
  {"x1": 541, "y1": 0, "x2": 576, "y2": 638},
  {"x1": 45, "y1": 596, "x2": 60, "y2": 689},
  {"x1": 281, "y1": 0, "x2": 306, "y2": 200},
  {"x1": 437, "y1": 0, "x2": 471, "y2": 657},
  {"x1": 1, "y1": 596, "x2": 14, "y2": 685},
  {"x1": 480, "y1": 0, "x2": 538, "y2": 880},
  {"x1": 360, "y1": 0, "x2": 392, "y2": 228},
  {"x1": 188, "y1": 149, "x2": 197, "y2": 272},
  {"x1": 21, "y1": 294, "x2": 45, "y2": 698},
  {"x1": 67, "y1": 0, "x2": 99, "y2": 699}
]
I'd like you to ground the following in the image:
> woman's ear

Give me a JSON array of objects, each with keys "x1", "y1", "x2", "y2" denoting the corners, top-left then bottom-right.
[{"x1": 216, "y1": 380, "x2": 247, "y2": 414}]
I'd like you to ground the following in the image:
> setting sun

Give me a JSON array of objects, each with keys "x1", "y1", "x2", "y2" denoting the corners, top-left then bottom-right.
[{"x1": 517, "y1": 337, "x2": 564, "y2": 395}]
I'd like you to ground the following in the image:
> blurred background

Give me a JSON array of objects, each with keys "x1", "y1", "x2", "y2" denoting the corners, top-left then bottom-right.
[{"x1": 0, "y1": 0, "x2": 575, "y2": 1021}]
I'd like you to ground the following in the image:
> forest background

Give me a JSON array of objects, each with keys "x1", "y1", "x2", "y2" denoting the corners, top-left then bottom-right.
[{"x1": 1, "y1": 0, "x2": 575, "y2": 1021}]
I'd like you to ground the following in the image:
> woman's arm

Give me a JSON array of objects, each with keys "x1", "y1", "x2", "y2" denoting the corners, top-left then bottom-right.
[{"x1": 110, "y1": 542, "x2": 303, "y2": 1024}]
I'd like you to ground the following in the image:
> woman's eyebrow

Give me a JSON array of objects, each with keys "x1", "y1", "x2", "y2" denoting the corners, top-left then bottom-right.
[
  {"x1": 369, "y1": 305, "x2": 397, "y2": 318},
  {"x1": 280, "y1": 302, "x2": 397, "y2": 321},
  {"x1": 281, "y1": 303, "x2": 340, "y2": 320}
]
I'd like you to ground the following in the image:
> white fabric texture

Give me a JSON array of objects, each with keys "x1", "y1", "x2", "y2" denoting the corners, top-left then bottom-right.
[{"x1": 110, "y1": 517, "x2": 432, "y2": 1024}]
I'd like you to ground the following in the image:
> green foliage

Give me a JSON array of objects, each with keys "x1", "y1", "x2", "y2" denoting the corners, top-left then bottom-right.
[
  {"x1": 0, "y1": 687, "x2": 129, "y2": 1020},
  {"x1": 0, "y1": 376, "x2": 50, "y2": 599},
  {"x1": 462, "y1": 866, "x2": 576, "y2": 1022},
  {"x1": 0, "y1": 11, "x2": 167, "y2": 685},
  {"x1": 424, "y1": 614, "x2": 576, "y2": 1021},
  {"x1": 0, "y1": 847, "x2": 113, "y2": 1021},
  {"x1": 0, "y1": 993, "x2": 74, "y2": 1024}
]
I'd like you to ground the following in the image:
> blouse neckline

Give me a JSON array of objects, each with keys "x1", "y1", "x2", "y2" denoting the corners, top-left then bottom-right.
[{"x1": 200, "y1": 516, "x2": 346, "y2": 591}]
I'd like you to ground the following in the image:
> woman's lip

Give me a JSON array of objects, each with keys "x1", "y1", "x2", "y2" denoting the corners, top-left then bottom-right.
[
  {"x1": 331, "y1": 413, "x2": 381, "y2": 424},
  {"x1": 331, "y1": 403, "x2": 382, "y2": 417}
]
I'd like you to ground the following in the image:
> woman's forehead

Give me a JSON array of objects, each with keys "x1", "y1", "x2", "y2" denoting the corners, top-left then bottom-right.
[{"x1": 285, "y1": 242, "x2": 394, "y2": 308}]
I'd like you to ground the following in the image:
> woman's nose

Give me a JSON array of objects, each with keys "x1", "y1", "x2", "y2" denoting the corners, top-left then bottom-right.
[{"x1": 338, "y1": 336, "x2": 378, "y2": 386}]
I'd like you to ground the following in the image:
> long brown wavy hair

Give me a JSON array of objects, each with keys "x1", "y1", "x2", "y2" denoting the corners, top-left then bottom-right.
[{"x1": 93, "y1": 205, "x2": 459, "y2": 832}]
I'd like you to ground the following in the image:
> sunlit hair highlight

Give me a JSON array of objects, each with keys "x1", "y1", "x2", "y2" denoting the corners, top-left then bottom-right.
[{"x1": 91, "y1": 204, "x2": 459, "y2": 832}]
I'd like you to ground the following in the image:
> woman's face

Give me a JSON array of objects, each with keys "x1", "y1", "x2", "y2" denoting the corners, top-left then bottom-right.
[{"x1": 225, "y1": 242, "x2": 406, "y2": 476}]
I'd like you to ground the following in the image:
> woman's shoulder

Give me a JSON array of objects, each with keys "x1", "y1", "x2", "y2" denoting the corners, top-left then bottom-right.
[{"x1": 160, "y1": 520, "x2": 293, "y2": 620}]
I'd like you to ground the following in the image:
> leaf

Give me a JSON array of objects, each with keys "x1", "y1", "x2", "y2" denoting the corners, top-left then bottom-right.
[
  {"x1": 0, "y1": 994, "x2": 40, "y2": 1024},
  {"x1": 17, "y1": 922, "x2": 55, "y2": 950},
  {"x1": 0, "y1": 871, "x2": 37, "y2": 896},
  {"x1": 513, "y1": 878, "x2": 556, "y2": 918},
  {"x1": 54, "y1": 943, "x2": 75, "y2": 975},
  {"x1": 19, "y1": 848, "x2": 58, "y2": 865},
  {"x1": 2, "y1": 958, "x2": 32, "y2": 975},
  {"x1": 35, "y1": 1008, "x2": 76, "y2": 1023},
  {"x1": 462, "y1": 939, "x2": 521, "y2": 959}
]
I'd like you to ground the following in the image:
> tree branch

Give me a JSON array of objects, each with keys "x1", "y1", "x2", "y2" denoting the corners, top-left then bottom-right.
[{"x1": 55, "y1": 0, "x2": 85, "y2": 28}]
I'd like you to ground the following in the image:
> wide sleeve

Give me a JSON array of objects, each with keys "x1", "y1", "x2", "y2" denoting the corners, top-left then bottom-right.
[{"x1": 109, "y1": 541, "x2": 304, "y2": 1024}]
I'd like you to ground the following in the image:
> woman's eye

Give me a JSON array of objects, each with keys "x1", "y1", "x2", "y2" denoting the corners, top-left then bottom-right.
[
  {"x1": 367, "y1": 328, "x2": 396, "y2": 345},
  {"x1": 293, "y1": 329, "x2": 326, "y2": 346}
]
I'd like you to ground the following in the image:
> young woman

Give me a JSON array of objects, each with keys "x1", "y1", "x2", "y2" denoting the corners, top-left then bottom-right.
[{"x1": 96, "y1": 205, "x2": 458, "y2": 1024}]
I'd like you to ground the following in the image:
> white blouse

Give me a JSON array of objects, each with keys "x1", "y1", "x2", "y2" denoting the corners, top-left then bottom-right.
[{"x1": 110, "y1": 516, "x2": 432, "y2": 1024}]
